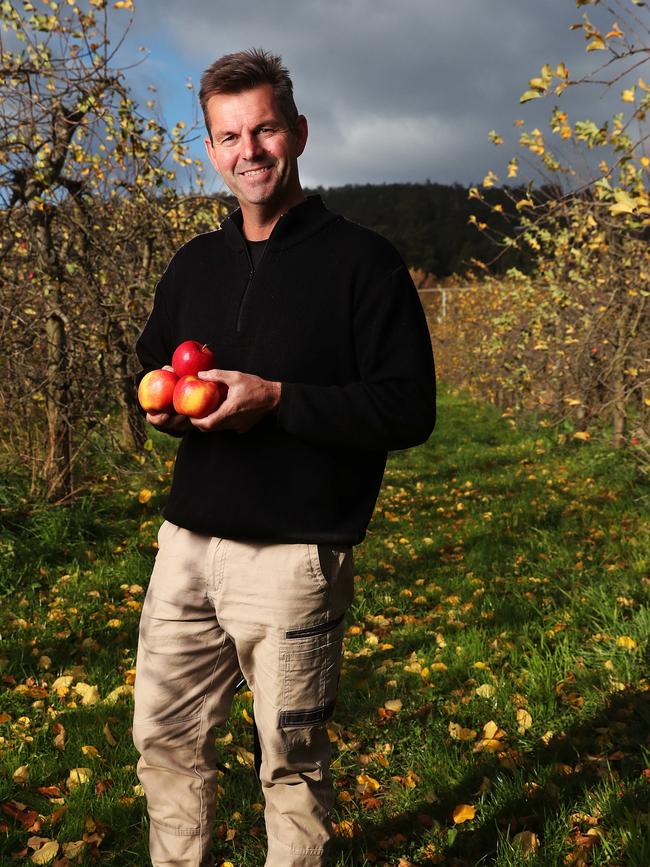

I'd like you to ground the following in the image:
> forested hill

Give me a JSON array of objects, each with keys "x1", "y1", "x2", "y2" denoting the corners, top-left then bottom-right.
[{"x1": 304, "y1": 182, "x2": 527, "y2": 278}]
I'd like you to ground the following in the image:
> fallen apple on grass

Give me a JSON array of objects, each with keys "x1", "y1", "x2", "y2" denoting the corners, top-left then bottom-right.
[
  {"x1": 172, "y1": 340, "x2": 216, "y2": 377},
  {"x1": 173, "y1": 375, "x2": 228, "y2": 419},
  {"x1": 137, "y1": 369, "x2": 179, "y2": 414}
]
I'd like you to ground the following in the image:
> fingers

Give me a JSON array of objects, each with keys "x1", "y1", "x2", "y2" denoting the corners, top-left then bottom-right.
[
  {"x1": 197, "y1": 368, "x2": 235, "y2": 384},
  {"x1": 189, "y1": 404, "x2": 230, "y2": 431},
  {"x1": 147, "y1": 411, "x2": 170, "y2": 425}
]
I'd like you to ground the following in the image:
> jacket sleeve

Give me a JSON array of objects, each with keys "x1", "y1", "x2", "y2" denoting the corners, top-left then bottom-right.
[
  {"x1": 134, "y1": 261, "x2": 185, "y2": 438},
  {"x1": 276, "y1": 263, "x2": 436, "y2": 451},
  {"x1": 135, "y1": 264, "x2": 175, "y2": 382}
]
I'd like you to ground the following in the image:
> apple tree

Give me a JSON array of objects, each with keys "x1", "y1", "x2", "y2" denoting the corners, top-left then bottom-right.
[
  {"x1": 0, "y1": 0, "x2": 224, "y2": 499},
  {"x1": 441, "y1": 0, "x2": 650, "y2": 464}
]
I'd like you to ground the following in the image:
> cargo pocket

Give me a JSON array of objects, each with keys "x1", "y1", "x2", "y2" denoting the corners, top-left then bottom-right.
[{"x1": 278, "y1": 623, "x2": 344, "y2": 753}]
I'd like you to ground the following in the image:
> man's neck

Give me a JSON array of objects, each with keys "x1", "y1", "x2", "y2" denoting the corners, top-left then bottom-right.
[{"x1": 241, "y1": 190, "x2": 307, "y2": 241}]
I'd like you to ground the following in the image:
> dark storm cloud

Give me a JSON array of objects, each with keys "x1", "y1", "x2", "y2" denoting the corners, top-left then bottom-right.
[{"x1": 125, "y1": 0, "x2": 629, "y2": 187}]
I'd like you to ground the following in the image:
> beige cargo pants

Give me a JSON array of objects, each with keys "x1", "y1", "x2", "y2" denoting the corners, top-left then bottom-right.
[{"x1": 132, "y1": 520, "x2": 354, "y2": 867}]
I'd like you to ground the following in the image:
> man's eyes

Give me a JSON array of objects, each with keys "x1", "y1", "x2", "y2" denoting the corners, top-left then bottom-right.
[{"x1": 218, "y1": 127, "x2": 280, "y2": 145}]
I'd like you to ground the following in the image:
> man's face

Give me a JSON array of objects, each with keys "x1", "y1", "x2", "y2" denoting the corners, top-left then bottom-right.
[{"x1": 204, "y1": 83, "x2": 307, "y2": 213}]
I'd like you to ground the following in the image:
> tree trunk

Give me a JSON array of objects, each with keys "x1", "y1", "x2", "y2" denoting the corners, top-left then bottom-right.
[
  {"x1": 118, "y1": 363, "x2": 146, "y2": 451},
  {"x1": 44, "y1": 307, "x2": 73, "y2": 500},
  {"x1": 610, "y1": 309, "x2": 629, "y2": 449}
]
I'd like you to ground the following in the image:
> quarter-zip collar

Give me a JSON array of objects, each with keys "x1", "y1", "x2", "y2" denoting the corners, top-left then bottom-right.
[{"x1": 222, "y1": 194, "x2": 340, "y2": 253}]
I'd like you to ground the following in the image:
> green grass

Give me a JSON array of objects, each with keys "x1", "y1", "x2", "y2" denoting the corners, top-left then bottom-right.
[{"x1": 1, "y1": 387, "x2": 649, "y2": 866}]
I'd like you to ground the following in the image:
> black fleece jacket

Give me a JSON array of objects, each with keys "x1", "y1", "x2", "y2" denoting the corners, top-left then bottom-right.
[{"x1": 135, "y1": 195, "x2": 436, "y2": 545}]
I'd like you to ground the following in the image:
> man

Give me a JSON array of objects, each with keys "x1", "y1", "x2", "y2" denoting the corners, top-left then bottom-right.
[{"x1": 132, "y1": 48, "x2": 436, "y2": 867}]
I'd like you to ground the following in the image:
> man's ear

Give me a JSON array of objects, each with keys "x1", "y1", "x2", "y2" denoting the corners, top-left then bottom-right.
[{"x1": 294, "y1": 115, "x2": 308, "y2": 157}]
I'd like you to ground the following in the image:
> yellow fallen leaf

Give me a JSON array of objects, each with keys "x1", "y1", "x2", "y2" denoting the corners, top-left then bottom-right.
[
  {"x1": 67, "y1": 767, "x2": 92, "y2": 789},
  {"x1": 384, "y1": 699, "x2": 402, "y2": 712},
  {"x1": 234, "y1": 746, "x2": 254, "y2": 767},
  {"x1": 512, "y1": 830, "x2": 540, "y2": 856},
  {"x1": 475, "y1": 684, "x2": 496, "y2": 699},
  {"x1": 356, "y1": 773, "x2": 381, "y2": 794},
  {"x1": 452, "y1": 803, "x2": 476, "y2": 824},
  {"x1": 215, "y1": 731, "x2": 233, "y2": 745},
  {"x1": 335, "y1": 819, "x2": 358, "y2": 837},
  {"x1": 81, "y1": 745, "x2": 101, "y2": 759},
  {"x1": 448, "y1": 722, "x2": 477, "y2": 741},
  {"x1": 476, "y1": 738, "x2": 504, "y2": 752},
  {"x1": 133, "y1": 783, "x2": 144, "y2": 796},
  {"x1": 51, "y1": 675, "x2": 73, "y2": 696},
  {"x1": 31, "y1": 840, "x2": 59, "y2": 864},
  {"x1": 107, "y1": 619, "x2": 122, "y2": 628},
  {"x1": 573, "y1": 431, "x2": 590, "y2": 441},
  {"x1": 242, "y1": 708, "x2": 254, "y2": 725},
  {"x1": 13, "y1": 764, "x2": 29, "y2": 784},
  {"x1": 430, "y1": 661, "x2": 448, "y2": 671},
  {"x1": 27, "y1": 836, "x2": 51, "y2": 850},
  {"x1": 104, "y1": 684, "x2": 134, "y2": 704},
  {"x1": 74, "y1": 683, "x2": 100, "y2": 705},
  {"x1": 103, "y1": 722, "x2": 117, "y2": 747},
  {"x1": 62, "y1": 842, "x2": 85, "y2": 858},
  {"x1": 482, "y1": 720, "x2": 506, "y2": 740},
  {"x1": 516, "y1": 708, "x2": 533, "y2": 733},
  {"x1": 617, "y1": 635, "x2": 637, "y2": 650},
  {"x1": 138, "y1": 488, "x2": 152, "y2": 503}
]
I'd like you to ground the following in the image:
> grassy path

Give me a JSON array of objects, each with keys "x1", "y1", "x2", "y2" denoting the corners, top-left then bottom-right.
[{"x1": 1, "y1": 389, "x2": 649, "y2": 866}]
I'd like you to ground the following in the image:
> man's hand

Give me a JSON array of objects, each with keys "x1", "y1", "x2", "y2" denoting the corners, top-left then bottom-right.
[
  {"x1": 146, "y1": 410, "x2": 193, "y2": 434},
  {"x1": 191, "y1": 369, "x2": 281, "y2": 434}
]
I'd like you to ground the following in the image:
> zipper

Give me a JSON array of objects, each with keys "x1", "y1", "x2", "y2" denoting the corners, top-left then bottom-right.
[
  {"x1": 236, "y1": 234, "x2": 273, "y2": 332},
  {"x1": 234, "y1": 213, "x2": 286, "y2": 332}
]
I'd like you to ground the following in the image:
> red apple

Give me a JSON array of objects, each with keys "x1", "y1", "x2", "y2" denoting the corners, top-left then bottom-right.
[
  {"x1": 138, "y1": 369, "x2": 179, "y2": 413},
  {"x1": 172, "y1": 340, "x2": 216, "y2": 377},
  {"x1": 173, "y1": 375, "x2": 227, "y2": 419}
]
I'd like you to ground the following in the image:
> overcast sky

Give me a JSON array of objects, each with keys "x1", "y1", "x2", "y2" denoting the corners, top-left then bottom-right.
[{"x1": 118, "y1": 0, "x2": 638, "y2": 191}]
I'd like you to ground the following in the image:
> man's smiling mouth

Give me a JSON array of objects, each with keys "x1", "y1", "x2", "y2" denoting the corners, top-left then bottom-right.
[{"x1": 240, "y1": 166, "x2": 273, "y2": 177}]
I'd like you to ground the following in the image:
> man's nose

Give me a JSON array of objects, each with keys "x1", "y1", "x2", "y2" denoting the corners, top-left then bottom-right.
[{"x1": 239, "y1": 130, "x2": 263, "y2": 161}]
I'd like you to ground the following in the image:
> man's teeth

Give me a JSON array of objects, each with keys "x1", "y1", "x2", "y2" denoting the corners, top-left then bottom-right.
[{"x1": 242, "y1": 166, "x2": 271, "y2": 176}]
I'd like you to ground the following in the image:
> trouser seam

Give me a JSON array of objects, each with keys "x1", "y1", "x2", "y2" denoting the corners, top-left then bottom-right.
[{"x1": 194, "y1": 626, "x2": 229, "y2": 847}]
